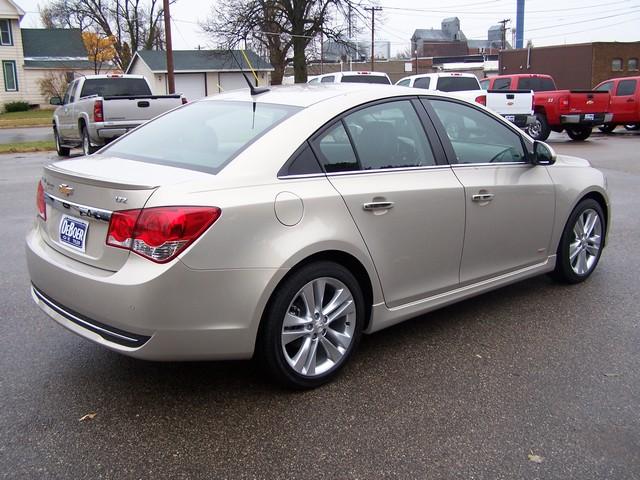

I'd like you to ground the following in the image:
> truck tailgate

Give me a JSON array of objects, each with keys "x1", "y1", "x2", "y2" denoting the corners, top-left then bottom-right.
[
  {"x1": 567, "y1": 90, "x2": 610, "y2": 113},
  {"x1": 102, "y1": 95, "x2": 183, "y2": 122},
  {"x1": 486, "y1": 89, "x2": 533, "y2": 115}
]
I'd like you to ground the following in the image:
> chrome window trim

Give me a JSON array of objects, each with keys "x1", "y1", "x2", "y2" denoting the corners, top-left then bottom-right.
[
  {"x1": 451, "y1": 161, "x2": 529, "y2": 168},
  {"x1": 278, "y1": 164, "x2": 451, "y2": 180},
  {"x1": 44, "y1": 192, "x2": 113, "y2": 222}
]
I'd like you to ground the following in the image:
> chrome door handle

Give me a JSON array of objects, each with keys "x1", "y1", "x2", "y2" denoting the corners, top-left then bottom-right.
[
  {"x1": 472, "y1": 193, "x2": 494, "y2": 202},
  {"x1": 363, "y1": 201, "x2": 394, "y2": 211}
]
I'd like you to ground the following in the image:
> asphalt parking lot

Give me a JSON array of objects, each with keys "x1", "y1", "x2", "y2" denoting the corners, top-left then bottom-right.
[{"x1": 1, "y1": 130, "x2": 639, "y2": 479}]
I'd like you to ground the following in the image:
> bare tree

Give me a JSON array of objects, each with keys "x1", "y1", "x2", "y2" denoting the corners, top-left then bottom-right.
[
  {"x1": 202, "y1": 0, "x2": 365, "y2": 85},
  {"x1": 40, "y1": 0, "x2": 171, "y2": 70},
  {"x1": 38, "y1": 72, "x2": 71, "y2": 102}
]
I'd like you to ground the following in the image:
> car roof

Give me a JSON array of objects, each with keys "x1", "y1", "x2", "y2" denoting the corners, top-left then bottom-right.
[{"x1": 202, "y1": 83, "x2": 419, "y2": 108}]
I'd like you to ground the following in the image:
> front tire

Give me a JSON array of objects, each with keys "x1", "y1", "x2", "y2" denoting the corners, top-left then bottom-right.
[
  {"x1": 54, "y1": 127, "x2": 70, "y2": 156},
  {"x1": 566, "y1": 127, "x2": 592, "y2": 141},
  {"x1": 81, "y1": 126, "x2": 97, "y2": 155},
  {"x1": 259, "y1": 261, "x2": 364, "y2": 389},
  {"x1": 527, "y1": 112, "x2": 551, "y2": 141},
  {"x1": 552, "y1": 199, "x2": 605, "y2": 284},
  {"x1": 598, "y1": 123, "x2": 616, "y2": 134}
]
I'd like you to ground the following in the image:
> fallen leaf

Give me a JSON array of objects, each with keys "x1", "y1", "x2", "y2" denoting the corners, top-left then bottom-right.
[
  {"x1": 528, "y1": 453, "x2": 544, "y2": 463},
  {"x1": 475, "y1": 354, "x2": 482, "y2": 358},
  {"x1": 79, "y1": 413, "x2": 97, "y2": 422},
  {"x1": 603, "y1": 373, "x2": 621, "y2": 377}
]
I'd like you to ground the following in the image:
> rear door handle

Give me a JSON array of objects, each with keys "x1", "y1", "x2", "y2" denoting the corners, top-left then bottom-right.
[
  {"x1": 472, "y1": 193, "x2": 495, "y2": 202},
  {"x1": 363, "y1": 201, "x2": 394, "y2": 211}
]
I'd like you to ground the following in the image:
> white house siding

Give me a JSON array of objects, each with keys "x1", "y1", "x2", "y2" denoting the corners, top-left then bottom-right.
[
  {"x1": 22, "y1": 68, "x2": 96, "y2": 106},
  {"x1": 128, "y1": 58, "x2": 165, "y2": 94},
  {"x1": 0, "y1": 18, "x2": 26, "y2": 107}
]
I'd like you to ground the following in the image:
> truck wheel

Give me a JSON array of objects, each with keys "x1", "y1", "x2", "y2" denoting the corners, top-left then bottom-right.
[
  {"x1": 624, "y1": 124, "x2": 640, "y2": 131},
  {"x1": 54, "y1": 127, "x2": 70, "y2": 157},
  {"x1": 81, "y1": 126, "x2": 98, "y2": 155},
  {"x1": 566, "y1": 127, "x2": 592, "y2": 141},
  {"x1": 598, "y1": 124, "x2": 616, "y2": 134},
  {"x1": 527, "y1": 112, "x2": 550, "y2": 141}
]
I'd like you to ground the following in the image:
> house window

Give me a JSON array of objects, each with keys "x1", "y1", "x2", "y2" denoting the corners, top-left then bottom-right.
[
  {"x1": 0, "y1": 19, "x2": 12, "y2": 46},
  {"x1": 629, "y1": 58, "x2": 639, "y2": 71},
  {"x1": 611, "y1": 58, "x2": 623, "y2": 71},
  {"x1": 3, "y1": 60, "x2": 17, "y2": 91}
]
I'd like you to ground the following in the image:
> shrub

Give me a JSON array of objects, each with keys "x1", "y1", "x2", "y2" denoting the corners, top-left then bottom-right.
[{"x1": 4, "y1": 101, "x2": 30, "y2": 113}]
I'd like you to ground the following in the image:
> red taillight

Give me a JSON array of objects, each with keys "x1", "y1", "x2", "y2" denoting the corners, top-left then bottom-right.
[
  {"x1": 106, "y1": 206, "x2": 221, "y2": 263},
  {"x1": 181, "y1": 97, "x2": 188, "y2": 105},
  {"x1": 475, "y1": 94, "x2": 487, "y2": 106},
  {"x1": 36, "y1": 181, "x2": 46, "y2": 221},
  {"x1": 94, "y1": 100, "x2": 104, "y2": 122}
]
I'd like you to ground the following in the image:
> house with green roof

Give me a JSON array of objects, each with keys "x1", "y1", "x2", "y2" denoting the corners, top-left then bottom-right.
[
  {"x1": 0, "y1": 0, "x2": 115, "y2": 108},
  {"x1": 127, "y1": 49, "x2": 273, "y2": 101}
]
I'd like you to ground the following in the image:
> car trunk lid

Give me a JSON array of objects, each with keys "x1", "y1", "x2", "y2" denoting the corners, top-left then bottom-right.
[{"x1": 40, "y1": 155, "x2": 204, "y2": 271}]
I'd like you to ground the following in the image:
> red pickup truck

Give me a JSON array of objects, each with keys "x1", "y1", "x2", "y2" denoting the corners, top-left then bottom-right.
[
  {"x1": 594, "y1": 76, "x2": 640, "y2": 133},
  {"x1": 482, "y1": 74, "x2": 612, "y2": 141}
]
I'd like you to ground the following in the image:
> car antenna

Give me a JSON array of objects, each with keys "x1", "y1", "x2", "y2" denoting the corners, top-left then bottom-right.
[{"x1": 229, "y1": 50, "x2": 269, "y2": 96}]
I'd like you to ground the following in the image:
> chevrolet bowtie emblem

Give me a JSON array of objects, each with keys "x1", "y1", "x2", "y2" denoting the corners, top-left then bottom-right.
[
  {"x1": 58, "y1": 184, "x2": 74, "y2": 196},
  {"x1": 586, "y1": 100, "x2": 594, "y2": 105}
]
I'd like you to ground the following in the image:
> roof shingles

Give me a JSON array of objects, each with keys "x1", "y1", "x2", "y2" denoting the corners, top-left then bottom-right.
[
  {"x1": 21, "y1": 28, "x2": 88, "y2": 58},
  {"x1": 132, "y1": 50, "x2": 273, "y2": 72}
]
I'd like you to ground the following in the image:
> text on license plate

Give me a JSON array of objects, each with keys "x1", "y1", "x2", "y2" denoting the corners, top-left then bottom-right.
[
  {"x1": 584, "y1": 113, "x2": 595, "y2": 120},
  {"x1": 505, "y1": 115, "x2": 515, "y2": 122},
  {"x1": 59, "y1": 215, "x2": 89, "y2": 252}
]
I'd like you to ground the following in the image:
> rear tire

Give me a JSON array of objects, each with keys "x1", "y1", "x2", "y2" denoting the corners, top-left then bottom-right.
[
  {"x1": 598, "y1": 123, "x2": 616, "y2": 134},
  {"x1": 566, "y1": 127, "x2": 592, "y2": 141},
  {"x1": 624, "y1": 124, "x2": 640, "y2": 131},
  {"x1": 81, "y1": 126, "x2": 97, "y2": 155},
  {"x1": 258, "y1": 261, "x2": 364, "y2": 389},
  {"x1": 551, "y1": 199, "x2": 605, "y2": 284},
  {"x1": 54, "y1": 127, "x2": 70, "y2": 156},
  {"x1": 527, "y1": 112, "x2": 551, "y2": 141}
]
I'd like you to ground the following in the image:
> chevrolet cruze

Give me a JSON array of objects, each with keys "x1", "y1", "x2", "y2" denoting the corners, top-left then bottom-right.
[{"x1": 26, "y1": 84, "x2": 609, "y2": 388}]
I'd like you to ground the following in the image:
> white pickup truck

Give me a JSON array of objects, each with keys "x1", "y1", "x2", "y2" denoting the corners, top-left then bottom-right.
[
  {"x1": 50, "y1": 74, "x2": 185, "y2": 156},
  {"x1": 395, "y1": 72, "x2": 534, "y2": 129}
]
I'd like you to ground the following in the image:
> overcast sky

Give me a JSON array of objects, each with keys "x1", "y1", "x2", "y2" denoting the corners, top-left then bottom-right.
[{"x1": 16, "y1": 0, "x2": 640, "y2": 53}]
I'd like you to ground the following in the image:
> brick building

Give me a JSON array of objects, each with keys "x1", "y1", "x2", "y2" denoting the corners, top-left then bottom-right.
[{"x1": 499, "y1": 42, "x2": 640, "y2": 89}]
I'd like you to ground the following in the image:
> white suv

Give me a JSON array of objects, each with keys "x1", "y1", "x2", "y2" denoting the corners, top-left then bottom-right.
[{"x1": 308, "y1": 71, "x2": 392, "y2": 85}]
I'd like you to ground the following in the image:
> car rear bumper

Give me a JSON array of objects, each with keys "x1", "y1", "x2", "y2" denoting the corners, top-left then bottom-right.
[
  {"x1": 560, "y1": 113, "x2": 614, "y2": 126},
  {"x1": 502, "y1": 114, "x2": 535, "y2": 127},
  {"x1": 26, "y1": 226, "x2": 286, "y2": 361}
]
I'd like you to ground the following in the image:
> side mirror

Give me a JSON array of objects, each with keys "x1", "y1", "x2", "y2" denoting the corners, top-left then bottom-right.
[
  {"x1": 532, "y1": 140, "x2": 556, "y2": 165},
  {"x1": 49, "y1": 96, "x2": 62, "y2": 106}
]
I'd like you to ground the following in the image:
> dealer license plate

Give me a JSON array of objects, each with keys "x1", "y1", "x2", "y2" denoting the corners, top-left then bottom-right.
[
  {"x1": 505, "y1": 115, "x2": 515, "y2": 122},
  {"x1": 584, "y1": 113, "x2": 595, "y2": 120},
  {"x1": 59, "y1": 215, "x2": 89, "y2": 252}
]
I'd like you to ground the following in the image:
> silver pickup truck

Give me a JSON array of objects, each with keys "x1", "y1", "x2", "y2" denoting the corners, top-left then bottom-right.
[{"x1": 50, "y1": 74, "x2": 185, "y2": 156}]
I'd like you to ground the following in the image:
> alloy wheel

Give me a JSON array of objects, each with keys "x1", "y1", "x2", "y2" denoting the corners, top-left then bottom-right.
[
  {"x1": 281, "y1": 277, "x2": 356, "y2": 377},
  {"x1": 569, "y1": 208, "x2": 602, "y2": 275}
]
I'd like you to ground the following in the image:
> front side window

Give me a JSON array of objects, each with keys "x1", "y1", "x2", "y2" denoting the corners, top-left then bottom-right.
[
  {"x1": 397, "y1": 79, "x2": 410, "y2": 87},
  {"x1": 105, "y1": 101, "x2": 300, "y2": 173},
  {"x1": 413, "y1": 77, "x2": 430, "y2": 89},
  {"x1": 479, "y1": 78, "x2": 490, "y2": 90},
  {"x1": 2, "y1": 60, "x2": 17, "y2": 91},
  {"x1": 629, "y1": 58, "x2": 639, "y2": 71},
  {"x1": 612, "y1": 58, "x2": 623, "y2": 71},
  {"x1": 0, "y1": 19, "x2": 12, "y2": 46},
  {"x1": 595, "y1": 81, "x2": 614, "y2": 92},
  {"x1": 616, "y1": 79, "x2": 637, "y2": 97},
  {"x1": 427, "y1": 99, "x2": 527, "y2": 165}
]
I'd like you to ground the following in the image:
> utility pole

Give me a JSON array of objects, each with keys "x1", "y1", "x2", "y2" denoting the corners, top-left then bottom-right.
[
  {"x1": 498, "y1": 18, "x2": 511, "y2": 50},
  {"x1": 163, "y1": 0, "x2": 175, "y2": 94},
  {"x1": 364, "y1": 6, "x2": 382, "y2": 71}
]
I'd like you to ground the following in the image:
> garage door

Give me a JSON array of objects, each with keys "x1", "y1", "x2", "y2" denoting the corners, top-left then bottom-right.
[
  {"x1": 175, "y1": 74, "x2": 206, "y2": 101},
  {"x1": 220, "y1": 73, "x2": 250, "y2": 92}
]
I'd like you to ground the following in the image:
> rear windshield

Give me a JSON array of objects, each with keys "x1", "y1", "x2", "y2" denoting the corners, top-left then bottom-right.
[
  {"x1": 103, "y1": 101, "x2": 301, "y2": 174},
  {"x1": 341, "y1": 75, "x2": 391, "y2": 85},
  {"x1": 517, "y1": 77, "x2": 556, "y2": 91},
  {"x1": 436, "y1": 77, "x2": 480, "y2": 92},
  {"x1": 80, "y1": 78, "x2": 152, "y2": 98}
]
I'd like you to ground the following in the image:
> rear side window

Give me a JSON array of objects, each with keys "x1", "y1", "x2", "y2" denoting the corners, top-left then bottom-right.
[
  {"x1": 414, "y1": 77, "x2": 430, "y2": 89},
  {"x1": 104, "y1": 101, "x2": 300, "y2": 174},
  {"x1": 80, "y1": 78, "x2": 152, "y2": 98},
  {"x1": 493, "y1": 78, "x2": 511, "y2": 90},
  {"x1": 616, "y1": 79, "x2": 637, "y2": 96},
  {"x1": 314, "y1": 123, "x2": 359, "y2": 172},
  {"x1": 321, "y1": 75, "x2": 335, "y2": 83},
  {"x1": 436, "y1": 76, "x2": 480, "y2": 92},
  {"x1": 479, "y1": 78, "x2": 490, "y2": 90},
  {"x1": 341, "y1": 75, "x2": 391, "y2": 85},
  {"x1": 518, "y1": 77, "x2": 556, "y2": 91},
  {"x1": 280, "y1": 144, "x2": 322, "y2": 176},
  {"x1": 397, "y1": 79, "x2": 410, "y2": 87}
]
